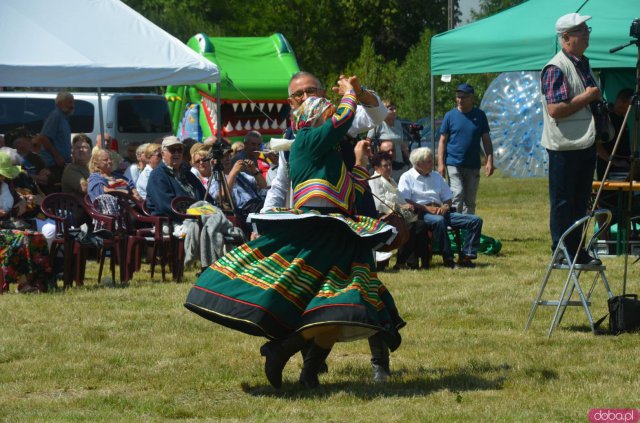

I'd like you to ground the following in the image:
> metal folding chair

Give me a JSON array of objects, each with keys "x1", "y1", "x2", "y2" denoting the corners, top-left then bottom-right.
[{"x1": 525, "y1": 209, "x2": 615, "y2": 337}]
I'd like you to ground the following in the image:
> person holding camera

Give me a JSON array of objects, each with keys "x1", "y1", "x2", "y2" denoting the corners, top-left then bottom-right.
[
  {"x1": 366, "y1": 99, "x2": 410, "y2": 177},
  {"x1": 540, "y1": 12, "x2": 602, "y2": 266},
  {"x1": 437, "y1": 83, "x2": 494, "y2": 215}
]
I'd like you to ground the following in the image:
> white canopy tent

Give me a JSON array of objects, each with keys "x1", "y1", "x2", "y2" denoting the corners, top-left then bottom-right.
[
  {"x1": 0, "y1": 0, "x2": 222, "y2": 141},
  {"x1": 0, "y1": 0, "x2": 219, "y2": 87}
]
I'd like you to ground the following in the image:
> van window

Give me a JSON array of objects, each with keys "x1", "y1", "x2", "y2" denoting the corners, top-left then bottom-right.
[
  {"x1": 0, "y1": 98, "x2": 94, "y2": 134},
  {"x1": 117, "y1": 99, "x2": 171, "y2": 133}
]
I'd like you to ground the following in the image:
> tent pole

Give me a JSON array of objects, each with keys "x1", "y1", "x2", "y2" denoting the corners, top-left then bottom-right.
[
  {"x1": 216, "y1": 82, "x2": 222, "y2": 142},
  {"x1": 431, "y1": 75, "x2": 436, "y2": 152},
  {"x1": 97, "y1": 87, "x2": 106, "y2": 149}
]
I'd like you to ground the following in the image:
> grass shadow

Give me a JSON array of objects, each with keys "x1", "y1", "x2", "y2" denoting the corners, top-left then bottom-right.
[{"x1": 242, "y1": 363, "x2": 511, "y2": 399}]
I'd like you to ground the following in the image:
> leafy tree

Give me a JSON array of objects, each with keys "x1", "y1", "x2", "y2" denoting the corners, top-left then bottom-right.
[
  {"x1": 470, "y1": 0, "x2": 525, "y2": 21},
  {"x1": 123, "y1": 0, "x2": 459, "y2": 87},
  {"x1": 394, "y1": 28, "x2": 432, "y2": 121}
]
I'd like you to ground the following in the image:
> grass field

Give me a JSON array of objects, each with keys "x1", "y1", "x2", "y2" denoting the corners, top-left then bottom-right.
[{"x1": 2, "y1": 172, "x2": 639, "y2": 422}]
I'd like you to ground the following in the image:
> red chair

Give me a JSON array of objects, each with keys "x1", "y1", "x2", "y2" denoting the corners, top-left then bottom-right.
[
  {"x1": 40, "y1": 193, "x2": 86, "y2": 287},
  {"x1": 82, "y1": 194, "x2": 127, "y2": 284},
  {"x1": 41, "y1": 193, "x2": 120, "y2": 287},
  {"x1": 108, "y1": 191, "x2": 171, "y2": 281}
]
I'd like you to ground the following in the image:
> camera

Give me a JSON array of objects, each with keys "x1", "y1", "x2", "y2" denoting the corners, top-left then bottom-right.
[
  {"x1": 206, "y1": 141, "x2": 231, "y2": 161},
  {"x1": 408, "y1": 123, "x2": 423, "y2": 139},
  {"x1": 630, "y1": 18, "x2": 640, "y2": 39},
  {"x1": 591, "y1": 100, "x2": 612, "y2": 143}
]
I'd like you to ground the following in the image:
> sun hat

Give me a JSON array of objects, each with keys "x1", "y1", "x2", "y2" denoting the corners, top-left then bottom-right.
[
  {"x1": 556, "y1": 13, "x2": 591, "y2": 35},
  {"x1": 0, "y1": 151, "x2": 21, "y2": 179},
  {"x1": 292, "y1": 96, "x2": 334, "y2": 131}
]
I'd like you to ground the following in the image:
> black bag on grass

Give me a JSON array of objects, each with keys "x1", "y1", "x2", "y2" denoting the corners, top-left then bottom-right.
[{"x1": 608, "y1": 294, "x2": 640, "y2": 334}]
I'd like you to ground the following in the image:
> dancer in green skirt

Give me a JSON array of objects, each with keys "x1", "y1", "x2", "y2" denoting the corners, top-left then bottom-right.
[{"x1": 185, "y1": 76, "x2": 405, "y2": 388}]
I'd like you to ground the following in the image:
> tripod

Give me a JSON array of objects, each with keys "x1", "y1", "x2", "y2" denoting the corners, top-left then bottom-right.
[
  {"x1": 203, "y1": 156, "x2": 237, "y2": 215},
  {"x1": 591, "y1": 32, "x2": 640, "y2": 295}
]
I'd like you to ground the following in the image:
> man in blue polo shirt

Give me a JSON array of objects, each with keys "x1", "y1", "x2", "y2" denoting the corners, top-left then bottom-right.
[{"x1": 437, "y1": 83, "x2": 494, "y2": 214}]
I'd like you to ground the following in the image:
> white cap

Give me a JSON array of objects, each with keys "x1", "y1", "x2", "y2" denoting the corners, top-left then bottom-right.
[
  {"x1": 555, "y1": 13, "x2": 591, "y2": 35},
  {"x1": 161, "y1": 135, "x2": 181, "y2": 149}
]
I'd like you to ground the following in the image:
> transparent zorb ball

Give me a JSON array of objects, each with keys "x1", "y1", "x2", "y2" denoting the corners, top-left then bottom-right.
[{"x1": 480, "y1": 71, "x2": 547, "y2": 178}]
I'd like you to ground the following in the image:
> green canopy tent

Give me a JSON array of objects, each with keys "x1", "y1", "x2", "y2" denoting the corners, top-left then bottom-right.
[{"x1": 429, "y1": 0, "x2": 638, "y2": 145}]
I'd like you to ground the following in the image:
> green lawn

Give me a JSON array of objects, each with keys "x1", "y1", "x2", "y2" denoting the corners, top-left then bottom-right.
[{"x1": 2, "y1": 172, "x2": 639, "y2": 422}]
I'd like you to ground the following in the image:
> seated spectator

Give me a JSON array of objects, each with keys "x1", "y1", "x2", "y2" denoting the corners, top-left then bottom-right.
[
  {"x1": 136, "y1": 143, "x2": 163, "y2": 200},
  {"x1": 233, "y1": 130, "x2": 263, "y2": 169},
  {"x1": 87, "y1": 149, "x2": 141, "y2": 212},
  {"x1": 398, "y1": 147, "x2": 482, "y2": 268},
  {"x1": 190, "y1": 143, "x2": 212, "y2": 188},
  {"x1": 61, "y1": 134, "x2": 92, "y2": 197},
  {"x1": 369, "y1": 152, "x2": 428, "y2": 270},
  {"x1": 4, "y1": 127, "x2": 56, "y2": 194},
  {"x1": 378, "y1": 139, "x2": 408, "y2": 182},
  {"x1": 146, "y1": 136, "x2": 205, "y2": 222},
  {"x1": 124, "y1": 143, "x2": 148, "y2": 185},
  {"x1": 0, "y1": 152, "x2": 21, "y2": 228}
]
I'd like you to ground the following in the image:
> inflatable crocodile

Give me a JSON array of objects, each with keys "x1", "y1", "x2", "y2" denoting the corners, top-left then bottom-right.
[{"x1": 165, "y1": 33, "x2": 300, "y2": 142}]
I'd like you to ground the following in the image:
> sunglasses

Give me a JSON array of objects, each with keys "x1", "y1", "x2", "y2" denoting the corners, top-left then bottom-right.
[
  {"x1": 166, "y1": 146, "x2": 183, "y2": 154},
  {"x1": 194, "y1": 158, "x2": 210, "y2": 164}
]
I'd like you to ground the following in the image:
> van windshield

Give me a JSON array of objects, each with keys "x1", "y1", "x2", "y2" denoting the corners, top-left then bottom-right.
[
  {"x1": 0, "y1": 98, "x2": 94, "y2": 134},
  {"x1": 117, "y1": 99, "x2": 171, "y2": 133}
]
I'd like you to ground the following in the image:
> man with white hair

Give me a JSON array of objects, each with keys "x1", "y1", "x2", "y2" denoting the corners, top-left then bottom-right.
[
  {"x1": 540, "y1": 12, "x2": 602, "y2": 266},
  {"x1": 399, "y1": 147, "x2": 483, "y2": 268}
]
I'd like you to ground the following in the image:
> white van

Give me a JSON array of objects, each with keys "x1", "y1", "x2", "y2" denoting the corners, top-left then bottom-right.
[{"x1": 0, "y1": 91, "x2": 172, "y2": 155}]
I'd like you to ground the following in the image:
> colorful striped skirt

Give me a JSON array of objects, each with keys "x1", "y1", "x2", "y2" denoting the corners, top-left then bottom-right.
[{"x1": 184, "y1": 210, "x2": 405, "y2": 351}]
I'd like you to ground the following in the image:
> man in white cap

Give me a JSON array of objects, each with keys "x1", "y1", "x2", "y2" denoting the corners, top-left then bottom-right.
[
  {"x1": 146, "y1": 136, "x2": 206, "y2": 222},
  {"x1": 540, "y1": 12, "x2": 602, "y2": 266}
]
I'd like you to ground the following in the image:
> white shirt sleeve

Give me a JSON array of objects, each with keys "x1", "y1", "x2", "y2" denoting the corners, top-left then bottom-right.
[
  {"x1": 348, "y1": 92, "x2": 388, "y2": 137},
  {"x1": 261, "y1": 151, "x2": 289, "y2": 212},
  {"x1": 397, "y1": 173, "x2": 412, "y2": 202}
]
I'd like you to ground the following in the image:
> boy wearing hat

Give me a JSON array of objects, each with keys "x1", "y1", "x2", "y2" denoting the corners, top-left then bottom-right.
[
  {"x1": 540, "y1": 12, "x2": 602, "y2": 266},
  {"x1": 437, "y1": 82, "x2": 494, "y2": 215}
]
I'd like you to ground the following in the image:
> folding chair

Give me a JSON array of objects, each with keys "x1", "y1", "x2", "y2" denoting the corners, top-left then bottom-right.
[{"x1": 525, "y1": 209, "x2": 615, "y2": 337}]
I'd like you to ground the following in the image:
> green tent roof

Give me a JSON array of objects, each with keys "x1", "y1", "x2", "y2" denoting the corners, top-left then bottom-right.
[{"x1": 431, "y1": 0, "x2": 638, "y2": 75}]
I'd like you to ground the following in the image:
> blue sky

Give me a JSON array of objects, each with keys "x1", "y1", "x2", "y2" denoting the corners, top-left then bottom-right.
[{"x1": 459, "y1": 0, "x2": 480, "y2": 24}]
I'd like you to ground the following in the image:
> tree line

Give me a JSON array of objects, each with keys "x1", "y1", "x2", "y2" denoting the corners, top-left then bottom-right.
[{"x1": 124, "y1": 0, "x2": 524, "y2": 122}]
